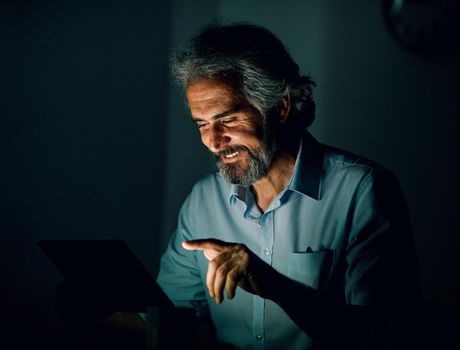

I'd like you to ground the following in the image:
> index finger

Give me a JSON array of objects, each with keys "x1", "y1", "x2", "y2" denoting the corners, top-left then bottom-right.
[{"x1": 182, "y1": 238, "x2": 229, "y2": 251}]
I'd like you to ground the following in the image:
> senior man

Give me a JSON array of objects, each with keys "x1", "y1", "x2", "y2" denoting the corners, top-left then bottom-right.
[{"x1": 156, "y1": 23, "x2": 420, "y2": 349}]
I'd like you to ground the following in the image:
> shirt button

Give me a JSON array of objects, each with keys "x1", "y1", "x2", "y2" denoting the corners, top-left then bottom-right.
[
  {"x1": 264, "y1": 248, "x2": 271, "y2": 255},
  {"x1": 256, "y1": 335, "x2": 263, "y2": 342}
]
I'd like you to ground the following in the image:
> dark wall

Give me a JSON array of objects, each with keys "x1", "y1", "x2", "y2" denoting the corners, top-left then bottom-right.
[{"x1": 0, "y1": 0, "x2": 171, "y2": 340}]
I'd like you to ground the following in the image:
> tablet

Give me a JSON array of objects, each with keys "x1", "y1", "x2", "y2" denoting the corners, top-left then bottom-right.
[{"x1": 38, "y1": 239, "x2": 173, "y2": 310}]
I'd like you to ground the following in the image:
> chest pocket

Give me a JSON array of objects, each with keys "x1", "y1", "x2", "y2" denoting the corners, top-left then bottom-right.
[{"x1": 288, "y1": 250, "x2": 333, "y2": 289}]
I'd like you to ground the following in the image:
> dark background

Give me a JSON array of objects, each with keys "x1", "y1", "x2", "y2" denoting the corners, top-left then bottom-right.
[{"x1": 1, "y1": 0, "x2": 459, "y2": 347}]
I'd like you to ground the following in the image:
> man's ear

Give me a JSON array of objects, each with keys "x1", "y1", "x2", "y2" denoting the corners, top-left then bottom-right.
[{"x1": 278, "y1": 94, "x2": 291, "y2": 123}]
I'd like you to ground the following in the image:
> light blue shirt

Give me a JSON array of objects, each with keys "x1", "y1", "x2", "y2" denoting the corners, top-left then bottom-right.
[{"x1": 156, "y1": 131, "x2": 420, "y2": 349}]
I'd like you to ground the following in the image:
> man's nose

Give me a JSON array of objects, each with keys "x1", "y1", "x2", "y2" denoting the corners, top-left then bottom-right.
[{"x1": 203, "y1": 124, "x2": 230, "y2": 153}]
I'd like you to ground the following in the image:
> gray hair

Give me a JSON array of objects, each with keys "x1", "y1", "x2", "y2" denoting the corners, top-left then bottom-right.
[{"x1": 171, "y1": 23, "x2": 316, "y2": 129}]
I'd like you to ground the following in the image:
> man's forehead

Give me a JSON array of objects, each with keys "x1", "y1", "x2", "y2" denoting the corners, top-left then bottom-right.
[
  {"x1": 186, "y1": 78, "x2": 245, "y2": 116},
  {"x1": 186, "y1": 78, "x2": 237, "y2": 99}
]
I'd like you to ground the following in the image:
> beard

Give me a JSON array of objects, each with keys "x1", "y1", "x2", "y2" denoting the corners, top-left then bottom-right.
[{"x1": 213, "y1": 123, "x2": 278, "y2": 186}]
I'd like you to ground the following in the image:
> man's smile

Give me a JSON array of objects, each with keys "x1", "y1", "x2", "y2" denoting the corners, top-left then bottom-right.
[
  {"x1": 225, "y1": 151, "x2": 239, "y2": 158},
  {"x1": 216, "y1": 146, "x2": 248, "y2": 164},
  {"x1": 221, "y1": 150, "x2": 243, "y2": 163}
]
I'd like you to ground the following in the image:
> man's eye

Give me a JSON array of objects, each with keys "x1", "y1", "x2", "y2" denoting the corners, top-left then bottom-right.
[
  {"x1": 196, "y1": 122, "x2": 207, "y2": 129},
  {"x1": 222, "y1": 117, "x2": 237, "y2": 124}
]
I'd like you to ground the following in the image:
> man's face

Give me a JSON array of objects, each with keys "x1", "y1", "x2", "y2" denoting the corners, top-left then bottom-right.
[{"x1": 186, "y1": 78, "x2": 277, "y2": 185}]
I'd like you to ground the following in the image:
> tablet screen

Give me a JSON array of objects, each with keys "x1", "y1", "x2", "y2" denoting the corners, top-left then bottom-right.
[{"x1": 38, "y1": 239, "x2": 173, "y2": 309}]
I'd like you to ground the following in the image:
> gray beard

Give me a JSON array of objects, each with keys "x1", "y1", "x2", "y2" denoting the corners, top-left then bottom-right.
[{"x1": 214, "y1": 128, "x2": 278, "y2": 186}]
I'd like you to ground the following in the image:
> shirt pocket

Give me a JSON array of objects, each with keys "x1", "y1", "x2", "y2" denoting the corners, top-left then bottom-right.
[{"x1": 287, "y1": 250, "x2": 332, "y2": 289}]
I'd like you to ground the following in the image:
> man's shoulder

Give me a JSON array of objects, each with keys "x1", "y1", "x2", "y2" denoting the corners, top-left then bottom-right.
[
  {"x1": 300, "y1": 132, "x2": 396, "y2": 189},
  {"x1": 192, "y1": 171, "x2": 227, "y2": 189},
  {"x1": 187, "y1": 171, "x2": 230, "y2": 201},
  {"x1": 318, "y1": 144, "x2": 400, "y2": 195},
  {"x1": 322, "y1": 144, "x2": 391, "y2": 177},
  {"x1": 309, "y1": 144, "x2": 405, "y2": 208}
]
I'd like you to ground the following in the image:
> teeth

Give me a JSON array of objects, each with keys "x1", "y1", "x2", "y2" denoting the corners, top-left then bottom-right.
[{"x1": 225, "y1": 151, "x2": 239, "y2": 158}]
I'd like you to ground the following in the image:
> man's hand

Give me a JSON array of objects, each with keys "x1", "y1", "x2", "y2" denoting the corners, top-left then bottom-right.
[{"x1": 182, "y1": 239, "x2": 275, "y2": 304}]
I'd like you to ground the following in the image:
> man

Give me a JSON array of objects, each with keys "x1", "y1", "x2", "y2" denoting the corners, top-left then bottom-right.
[{"x1": 156, "y1": 23, "x2": 420, "y2": 349}]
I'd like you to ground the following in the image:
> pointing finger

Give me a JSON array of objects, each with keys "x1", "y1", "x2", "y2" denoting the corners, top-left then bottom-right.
[
  {"x1": 182, "y1": 239, "x2": 229, "y2": 251},
  {"x1": 183, "y1": 239, "x2": 231, "y2": 261}
]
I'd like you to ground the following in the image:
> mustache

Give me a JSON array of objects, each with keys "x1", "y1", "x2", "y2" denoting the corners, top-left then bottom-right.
[{"x1": 213, "y1": 145, "x2": 249, "y2": 159}]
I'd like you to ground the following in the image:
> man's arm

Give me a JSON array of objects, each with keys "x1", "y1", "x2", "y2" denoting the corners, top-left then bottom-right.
[
  {"x1": 182, "y1": 170, "x2": 420, "y2": 348},
  {"x1": 183, "y1": 238, "x2": 416, "y2": 349},
  {"x1": 182, "y1": 239, "x2": 362, "y2": 347}
]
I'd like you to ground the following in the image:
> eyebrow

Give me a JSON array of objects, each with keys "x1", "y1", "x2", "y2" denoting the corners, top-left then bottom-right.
[{"x1": 191, "y1": 107, "x2": 240, "y2": 122}]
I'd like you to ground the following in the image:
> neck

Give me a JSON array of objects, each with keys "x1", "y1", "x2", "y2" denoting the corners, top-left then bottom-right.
[{"x1": 251, "y1": 137, "x2": 300, "y2": 213}]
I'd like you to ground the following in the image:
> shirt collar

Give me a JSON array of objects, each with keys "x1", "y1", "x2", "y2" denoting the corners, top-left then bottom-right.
[
  {"x1": 287, "y1": 131, "x2": 323, "y2": 200},
  {"x1": 227, "y1": 130, "x2": 323, "y2": 205},
  {"x1": 228, "y1": 182, "x2": 246, "y2": 206}
]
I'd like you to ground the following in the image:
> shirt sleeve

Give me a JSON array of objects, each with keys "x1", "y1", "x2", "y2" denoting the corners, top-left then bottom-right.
[
  {"x1": 344, "y1": 168, "x2": 421, "y2": 306},
  {"x1": 156, "y1": 195, "x2": 208, "y2": 315}
]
